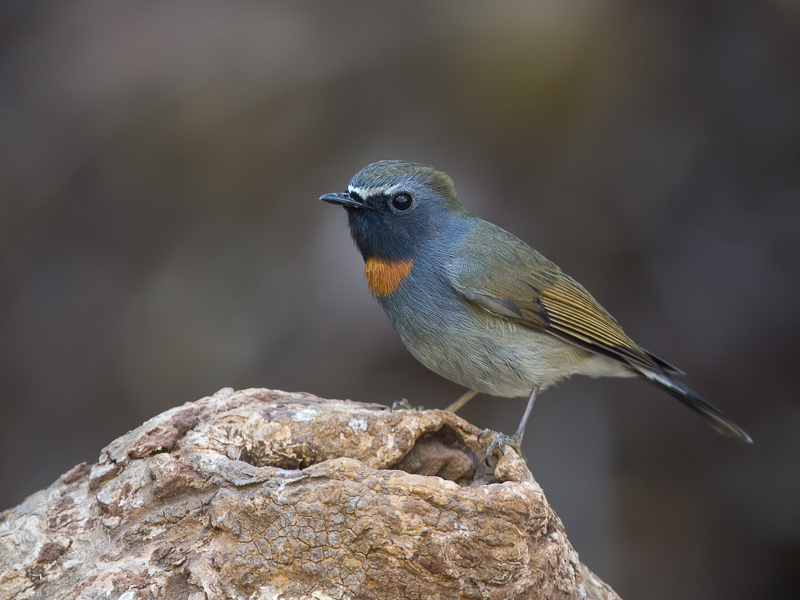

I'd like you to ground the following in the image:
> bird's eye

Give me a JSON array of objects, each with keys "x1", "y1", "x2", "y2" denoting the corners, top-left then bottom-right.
[{"x1": 391, "y1": 193, "x2": 413, "y2": 212}]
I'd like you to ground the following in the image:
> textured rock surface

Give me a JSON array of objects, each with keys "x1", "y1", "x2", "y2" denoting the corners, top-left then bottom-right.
[{"x1": 0, "y1": 388, "x2": 620, "y2": 600}]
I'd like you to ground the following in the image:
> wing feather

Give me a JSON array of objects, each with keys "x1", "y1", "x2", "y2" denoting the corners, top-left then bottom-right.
[{"x1": 446, "y1": 227, "x2": 679, "y2": 374}]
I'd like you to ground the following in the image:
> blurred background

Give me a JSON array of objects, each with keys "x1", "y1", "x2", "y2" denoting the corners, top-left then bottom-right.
[{"x1": 1, "y1": 1, "x2": 798, "y2": 598}]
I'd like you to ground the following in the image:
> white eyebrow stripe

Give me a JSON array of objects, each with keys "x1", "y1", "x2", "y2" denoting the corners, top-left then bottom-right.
[{"x1": 348, "y1": 184, "x2": 402, "y2": 198}]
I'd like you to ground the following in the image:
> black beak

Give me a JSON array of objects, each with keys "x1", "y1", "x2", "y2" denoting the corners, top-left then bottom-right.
[{"x1": 319, "y1": 191, "x2": 366, "y2": 209}]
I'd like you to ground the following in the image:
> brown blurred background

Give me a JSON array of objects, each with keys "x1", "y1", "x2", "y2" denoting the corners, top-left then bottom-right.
[{"x1": 1, "y1": 1, "x2": 799, "y2": 598}]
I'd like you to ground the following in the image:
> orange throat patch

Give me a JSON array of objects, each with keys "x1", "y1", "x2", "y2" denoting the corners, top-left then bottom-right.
[{"x1": 364, "y1": 256, "x2": 414, "y2": 297}]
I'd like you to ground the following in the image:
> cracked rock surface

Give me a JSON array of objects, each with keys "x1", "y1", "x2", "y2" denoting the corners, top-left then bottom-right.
[{"x1": 0, "y1": 388, "x2": 620, "y2": 600}]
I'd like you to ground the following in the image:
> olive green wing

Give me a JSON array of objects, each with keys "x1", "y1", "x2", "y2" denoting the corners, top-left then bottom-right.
[{"x1": 446, "y1": 227, "x2": 680, "y2": 374}]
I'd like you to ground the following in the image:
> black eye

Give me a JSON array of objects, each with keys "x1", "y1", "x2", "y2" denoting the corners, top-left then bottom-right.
[{"x1": 391, "y1": 193, "x2": 413, "y2": 212}]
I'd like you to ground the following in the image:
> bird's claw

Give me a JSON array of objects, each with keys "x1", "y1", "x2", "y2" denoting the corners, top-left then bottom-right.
[
  {"x1": 479, "y1": 429, "x2": 523, "y2": 465},
  {"x1": 391, "y1": 398, "x2": 412, "y2": 411},
  {"x1": 391, "y1": 398, "x2": 424, "y2": 412}
]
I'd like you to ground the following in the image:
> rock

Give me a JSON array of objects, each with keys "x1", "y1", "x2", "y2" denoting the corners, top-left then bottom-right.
[{"x1": 0, "y1": 388, "x2": 620, "y2": 600}]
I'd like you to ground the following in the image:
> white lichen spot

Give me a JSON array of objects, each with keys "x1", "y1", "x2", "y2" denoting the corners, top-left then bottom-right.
[
  {"x1": 579, "y1": 583, "x2": 587, "y2": 598},
  {"x1": 251, "y1": 585, "x2": 277, "y2": 600},
  {"x1": 294, "y1": 407, "x2": 318, "y2": 422},
  {"x1": 348, "y1": 418, "x2": 367, "y2": 433}
]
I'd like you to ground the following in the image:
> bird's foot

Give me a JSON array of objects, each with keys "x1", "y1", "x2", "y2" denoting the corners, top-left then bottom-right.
[
  {"x1": 391, "y1": 398, "x2": 425, "y2": 412},
  {"x1": 479, "y1": 429, "x2": 523, "y2": 465}
]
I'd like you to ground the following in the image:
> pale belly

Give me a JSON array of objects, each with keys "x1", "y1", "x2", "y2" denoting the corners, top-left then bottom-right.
[{"x1": 391, "y1": 308, "x2": 634, "y2": 398}]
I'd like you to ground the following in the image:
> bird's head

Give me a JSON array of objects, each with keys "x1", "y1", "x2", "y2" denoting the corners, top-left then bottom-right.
[{"x1": 320, "y1": 160, "x2": 471, "y2": 261}]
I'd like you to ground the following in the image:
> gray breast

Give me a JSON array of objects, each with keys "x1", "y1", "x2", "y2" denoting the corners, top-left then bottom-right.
[{"x1": 379, "y1": 258, "x2": 584, "y2": 397}]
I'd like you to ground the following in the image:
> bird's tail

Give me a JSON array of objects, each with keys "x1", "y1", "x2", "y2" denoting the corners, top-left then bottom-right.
[{"x1": 639, "y1": 370, "x2": 752, "y2": 443}]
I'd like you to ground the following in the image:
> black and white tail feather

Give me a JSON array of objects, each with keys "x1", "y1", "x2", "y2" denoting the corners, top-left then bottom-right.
[{"x1": 640, "y1": 370, "x2": 753, "y2": 443}]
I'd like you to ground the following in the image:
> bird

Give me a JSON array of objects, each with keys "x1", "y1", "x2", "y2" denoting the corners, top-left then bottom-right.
[{"x1": 320, "y1": 160, "x2": 752, "y2": 456}]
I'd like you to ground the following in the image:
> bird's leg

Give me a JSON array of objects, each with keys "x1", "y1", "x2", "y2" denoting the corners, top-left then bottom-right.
[
  {"x1": 484, "y1": 386, "x2": 539, "y2": 464},
  {"x1": 514, "y1": 385, "x2": 539, "y2": 441},
  {"x1": 445, "y1": 389, "x2": 479, "y2": 413}
]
